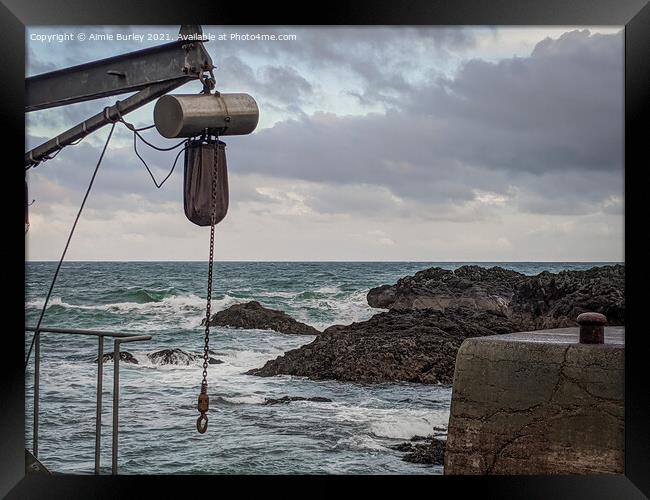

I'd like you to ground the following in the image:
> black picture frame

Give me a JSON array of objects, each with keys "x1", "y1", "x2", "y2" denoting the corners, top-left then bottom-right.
[{"x1": 2, "y1": 0, "x2": 648, "y2": 498}]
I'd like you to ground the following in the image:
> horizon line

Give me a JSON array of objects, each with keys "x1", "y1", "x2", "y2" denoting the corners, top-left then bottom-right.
[{"x1": 24, "y1": 259, "x2": 624, "y2": 263}]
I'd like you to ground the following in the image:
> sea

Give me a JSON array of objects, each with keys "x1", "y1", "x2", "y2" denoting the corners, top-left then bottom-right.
[{"x1": 24, "y1": 261, "x2": 614, "y2": 475}]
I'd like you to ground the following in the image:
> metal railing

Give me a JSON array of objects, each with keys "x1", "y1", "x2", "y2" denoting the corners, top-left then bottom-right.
[{"x1": 25, "y1": 326, "x2": 152, "y2": 475}]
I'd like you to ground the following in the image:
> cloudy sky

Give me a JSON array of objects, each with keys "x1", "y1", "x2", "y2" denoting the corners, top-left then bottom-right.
[{"x1": 25, "y1": 25, "x2": 624, "y2": 261}]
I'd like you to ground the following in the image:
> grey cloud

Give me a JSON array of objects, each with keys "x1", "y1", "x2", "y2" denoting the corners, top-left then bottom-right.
[
  {"x1": 26, "y1": 27, "x2": 623, "y2": 228},
  {"x1": 218, "y1": 56, "x2": 313, "y2": 109},
  {"x1": 222, "y1": 29, "x2": 623, "y2": 218}
]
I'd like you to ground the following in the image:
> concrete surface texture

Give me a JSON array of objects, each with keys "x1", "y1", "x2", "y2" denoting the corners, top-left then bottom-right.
[{"x1": 444, "y1": 327, "x2": 624, "y2": 475}]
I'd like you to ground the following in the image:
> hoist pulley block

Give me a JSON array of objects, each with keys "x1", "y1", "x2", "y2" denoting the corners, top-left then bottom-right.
[{"x1": 154, "y1": 93, "x2": 259, "y2": 138}]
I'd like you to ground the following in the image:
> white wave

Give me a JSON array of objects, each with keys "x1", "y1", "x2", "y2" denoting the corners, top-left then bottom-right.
[
  {"x1": 370, "y1": 415, "x2": 442, "y2": 440},
  {"x1": 216, "y1": 346, "x2": 293, "y2": 371},
  {"x1": 25, "y1": 294, "x2": 246, "y2": 317},
  {"x1": 291, "y1": 289, "x2": 374, "y2": 330},
  {"x1": 329, "y1": 404, "x2": 448, "y2": 440},
  {"x1": 26, "y1": 294, "x2": 206, "y2": 313},
  {"x1": 27, "y1": 287, "x2": 374, "y2": 334},
  {"x1": 336, "y1": 434, "x2": 387, "y2": 452},
  {"x1": 220, "y1": 395, "x2": 266, "y2": 405},
  {"x1": 257, "y1": 291, "x2": 300, "y2": 299}
]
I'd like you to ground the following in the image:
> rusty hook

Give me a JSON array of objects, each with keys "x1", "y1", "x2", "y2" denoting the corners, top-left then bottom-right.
[
  {"x1": 196, "y1": 385, "x2": 209, "y2": 433},
  {"x1": 196, "y1": 413, "x2": 208, "y2": 433}
]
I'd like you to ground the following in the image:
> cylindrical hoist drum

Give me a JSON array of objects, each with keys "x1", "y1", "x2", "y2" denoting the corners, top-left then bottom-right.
[
  {"x1": 154, "y1": 93, "x2": 259, "y2": 138},
  {"x1": 184, "y1": 140, "x2": 229, "y2": 227}
]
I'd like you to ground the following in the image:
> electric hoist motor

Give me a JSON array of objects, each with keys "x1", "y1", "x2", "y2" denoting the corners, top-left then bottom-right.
[
  {"x1": 153, "y1": 93, "x2": 259, "y2": 138},
  {"x1": 153, "y1": 93, "x2": 259, "y2": 227}
]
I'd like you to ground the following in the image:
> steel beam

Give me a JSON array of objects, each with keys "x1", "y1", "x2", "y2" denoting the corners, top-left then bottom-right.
[
  {"x1": 25, "y1": 78, "x2": 186, "y2": 167},
  {"x1": 26, "y1": 39, "x2": 212, "y2": 112}
]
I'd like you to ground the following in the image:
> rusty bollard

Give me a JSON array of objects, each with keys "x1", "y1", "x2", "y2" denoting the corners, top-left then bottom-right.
[{"x1": 576, "y1": 312, "x2": 607, "y2": 344}]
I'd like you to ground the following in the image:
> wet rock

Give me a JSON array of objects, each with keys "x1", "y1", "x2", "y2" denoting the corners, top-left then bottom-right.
[
  {"x1": 96, "y1": 351, "x2": 138, "y2": 364},
  {"x1": 389, "y1": 442, "x2": 414, "y2": 452},
  {"x1": 367, "y1": 265, "x2": 525, "y2": 314},
  {"x1": 203, "y1": 300, "x2": 320, "y2": 335},
  {"x1": 147, "y1": 348, "x2": 201, "y2": 366},
  {"x1": 262, "y1": 396, "x2": 332, "y2": 405},
  {"x1": 404, "y1": 438, "x2": 446, "y2": 465},
  {"x1": 389, "y1": 437, "x2": 446, "y2": 465},
  {"x1": 247, "y1": 307, "x2": 517, "y2": 384},
  {"x1": 248, "y1": 265, "x2": 624, "y2": 384},
  {"x1": 509, "y1": 265, "x2": 625, "y2": 330},
  {"x1": 208, "y1": 358, "x2": 223, "y2": 364},
  {"x1": 367, "y1": 264, "x2": 625, "y2": 329}
]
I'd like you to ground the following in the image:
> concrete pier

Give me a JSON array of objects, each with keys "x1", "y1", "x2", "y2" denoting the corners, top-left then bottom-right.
[
  {"x1": 25, "y1": 449, "x2": 50, "y2": 474},
  {"x1": 444, "y1": 326, "x2": 624, "y2": 475}
]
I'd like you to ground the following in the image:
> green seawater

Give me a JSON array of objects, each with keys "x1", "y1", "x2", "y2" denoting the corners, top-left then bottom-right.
[{"x1": 25, "y1": 261, "x2": 614, "y2": 474}]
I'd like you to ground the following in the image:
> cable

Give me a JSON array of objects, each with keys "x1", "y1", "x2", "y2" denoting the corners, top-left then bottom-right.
[
  {"x1": 133, "y1": 134, "x2": 188, "y2": 189},
  {"x1": 118, "y1": 117, "x2": 185, "y2": 151},
  {"x1": 25, "y1": 136, "x2": 86, "y2": 171},
  {"x1": 114, "y1": 115, "x2": 189, "y2": 188},
  {"x1": 25, "y1": 123, "x2": 116, "y2": 369}
]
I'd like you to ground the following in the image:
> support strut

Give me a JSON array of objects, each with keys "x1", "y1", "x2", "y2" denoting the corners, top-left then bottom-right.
[{"x1": 25, "y1": 79, "x2": 186, "y2": 168}]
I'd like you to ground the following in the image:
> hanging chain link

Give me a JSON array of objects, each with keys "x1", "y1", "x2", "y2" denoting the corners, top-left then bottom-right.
[{"x1": 196, "y1": 135, "x2": 219, "y2": 434}]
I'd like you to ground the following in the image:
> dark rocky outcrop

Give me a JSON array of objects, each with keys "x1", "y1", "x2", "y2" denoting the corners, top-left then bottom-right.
[
  {"x1": 96, "y1": 351, "x2": 138, "y2": 364},
  {"x1": 247, "y1": 307, "x2": 517, "y2": 384},
  {"x1": 367, "y1": 265, "x2": 525, "y2": 314},
  {"x1": 509, "y1": 265, "x2": 625, "y2": 330},
  {"x1": 247, "y1": 265, "x2": 624, "y2": 384},
  {"x1": 262, "y1": 396, "x2": 332, "y2": 405},
  {"x1": 390, "y1": 438, "x2": 446, "y2": 465},
  {"x1": 147, "y1": 348, "x2": 221, "y2": 366},
  {"x1": 368, "y1": 264, "x2": 625, "y2": 329},
  {"x1": 203, "y1": 300, "x2": 320, "y2": 335}
]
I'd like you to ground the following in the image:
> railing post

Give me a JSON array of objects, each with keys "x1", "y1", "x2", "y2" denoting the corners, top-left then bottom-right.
[
  {"x1": 95, "y1": 335, "x2": 104, "y2": 474},
  {"x1": 111, "y1": 339, "x2": 120, "y2": 475},
  {"x1": 24, "y1": 326, "x2": 150, "y2": 474},
  {"x1": 33, "y1": 331, "x2": 40, "y2": 458}
]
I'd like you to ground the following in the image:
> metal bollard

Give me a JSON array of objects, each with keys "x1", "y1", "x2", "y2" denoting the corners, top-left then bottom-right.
[{"x1": 576, "y1": 312, "x2": 607, "y2": 344}]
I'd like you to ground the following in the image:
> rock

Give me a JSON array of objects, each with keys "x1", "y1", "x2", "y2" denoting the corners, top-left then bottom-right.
[
  {"x1": 208, "y1": 357, "x2": 223, "y2": 364},
  {"x1": 248, "y1": 265, "x2": 624, "y2": 384},
  {"x1": 403, "y1": 438, "x2": 446, "y2": 465},
  {"x1": 96, "y1": 351, "x2": 138, "y2": 364},
  {"x1": 410, "y1": 434, "x2": 434, "y2": 442},
  {"x1": 389, "y1": 437, "x2": 446, "y2": 465},
  {"x1": 203, "y1": 301, "x2": 320, "y2": 335},
  {"x1": 509, "y1": 265, "x2": 625, "y2": 330},
  {"x1": 367, "y1": 264, "x2": 624, "y2": 328},
  {"x1": 147, "y1": 348, "x2": 201, "y2": 366},
  {"x1": 367, "y1": 265, "x2": 525, "y2": 314},
  {"x1": 247, "y1": 307, "x2": 517, "y2": 384},
  {"x1": 366, "y1": 284, "x2": 396, "y2": 309},
  {"x1": 262, "y1": 396, "x2": 332, "y2": 405},
  {"x1": 389, "y1": 442, "x2": 414, "y2": 452}
]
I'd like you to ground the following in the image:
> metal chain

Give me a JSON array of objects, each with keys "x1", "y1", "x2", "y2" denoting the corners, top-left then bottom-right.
[{"x1": 196, "y1": 134, "x2": 219, "y2": 434}]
